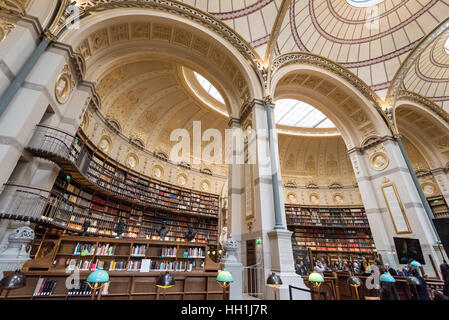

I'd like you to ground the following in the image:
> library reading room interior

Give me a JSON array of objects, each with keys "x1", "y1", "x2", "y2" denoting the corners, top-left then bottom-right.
[{"x1": 0, "y1": 0, "x2": 449, "y2": 301}]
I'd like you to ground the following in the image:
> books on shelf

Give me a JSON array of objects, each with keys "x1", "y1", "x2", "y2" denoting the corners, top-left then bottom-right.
[
  {"x1": 161, "y1": 247, "x2": 177, "y2": 257},
  {"x1": 51, "y1": 171, "x2": 219, "y2": 244},
  {"x1": 132, "y1": 244, "x2": 146, "y2": 257},
  {"x1": 66, "y1": 259, "x2": 92, "y2": 271},
  {"x1": 33, "y1": 278, "x2": 57, "y2": 296},
  {"x1": 96, "y1": 243, "x2": 116, "y2": 256},
  {"x1": 73, "y1": 243, "x2": 95, "y2": 256},
  {"x1": 187, "y1": 247, "x2": 205, "y2": 258},
  {"x1": 109, "y1": 260, "x2": 127, "y2": 271},
  {"x1": 287, "y1": 205, "x2": 375, "y2": 258},
  {"x1": 68, "y1": 281, "x2": 92, "y2": 296}
]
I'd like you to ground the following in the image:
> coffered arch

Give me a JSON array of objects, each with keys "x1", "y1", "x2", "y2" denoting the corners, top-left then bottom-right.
[
  {"x1": 55, "y1": 8, "x2": 265, "y2": 117},
  {"x1": 271, "y1": 59, "x2": 392, "y2": 149},
  {"x1": 395, "y1": 98, "x2": 449, "y2": 169}
]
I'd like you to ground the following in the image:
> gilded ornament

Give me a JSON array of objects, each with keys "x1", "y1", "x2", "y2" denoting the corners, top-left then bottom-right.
[{"x1": 0, "y1": 18, "x2": 14, "y2": 42}]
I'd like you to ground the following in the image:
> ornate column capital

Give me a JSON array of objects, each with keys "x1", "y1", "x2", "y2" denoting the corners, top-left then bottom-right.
[{"x1": 228, "y1": 117, "x2": 241, "y2": 129}]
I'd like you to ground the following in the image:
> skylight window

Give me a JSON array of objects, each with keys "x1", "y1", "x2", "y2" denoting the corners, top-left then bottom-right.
[
  {"x1": 274, "y1": 99, "x2": 335, "y2": 128},
  {"x1": 346, "y1": 0, "x2": 384, "y2": 7},
  {"x1": 445, "y1": 37, "x2": 449, "y2": 54},
  {"x1": 194, "y1": 72, "x2": 225, "y2": 104}
]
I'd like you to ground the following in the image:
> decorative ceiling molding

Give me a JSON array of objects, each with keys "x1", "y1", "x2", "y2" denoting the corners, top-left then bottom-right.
[
  {"x1": 396, "y1": 90, "x2": 449, "y2": 127},
  {"x1": 264, "y1": 0, "x2": 292, "y2": 64},
  {"x1": 271, "y1": 52, "x2": 389, "y2": 123}
]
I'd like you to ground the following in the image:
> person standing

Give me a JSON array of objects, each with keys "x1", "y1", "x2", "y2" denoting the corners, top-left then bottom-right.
[{"x1": 314, "y1": 260, "x2": 325, "y2": 277}]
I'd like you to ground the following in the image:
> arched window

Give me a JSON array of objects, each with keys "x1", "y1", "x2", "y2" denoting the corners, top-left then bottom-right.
[
  {"x1": 194, "y1": 72, "x2": 225, "y2": 104},
  {"x1": 274, "y1": 99, "x2": 335, "y2": 128}
]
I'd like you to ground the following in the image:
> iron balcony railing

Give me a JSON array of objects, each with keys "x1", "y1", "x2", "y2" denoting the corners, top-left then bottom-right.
[
  {"x1": 0, "y1": 183, "x2": 157, "y2": 239},
  {"x1": 26, "y1": 124, "x2": 90, "y2": 172}
]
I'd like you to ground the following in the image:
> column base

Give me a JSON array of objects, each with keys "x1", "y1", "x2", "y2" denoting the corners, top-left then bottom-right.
[
  {"x1": 266, "y1": 229, "x2": 311, "y2": 300},
  {"x1": 265, "y1": 272, "x2": 311, "y2": 300}
]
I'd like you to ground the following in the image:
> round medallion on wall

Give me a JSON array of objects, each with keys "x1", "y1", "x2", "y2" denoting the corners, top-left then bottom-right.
[
  {"x1": 200, "y1": 180, "x2": 210, "y2": 192},
  {"x1": 98, "y1": 136, "x2": 111, "y2": 153},
  {"x1": 152, "y1": 165, "x2": 164, "y2": 179},
  {"x1": 309, "y1": 193, "x2": 319, "y2": 205},
  {"x1": 177, "y1": 174, "x2": 187, "y2": 186},
  {"x1": 421, "y1": 182, "x2": 436, "y2": 196},
  {"x1": 287, "y1": 193, "x2": 297, "y2": 204},
  {"x1": 55, "y1": 65, "x2": 75, "y2": 104},
  {"x1": 126, "y1": 154, "x2": 138, "y2": 169},
  {"x1": 332, "y1": 193, "x2": 344, "y2": 205},
  {"x1": 369, "y1": 152, "x2": 389, "y2": 171}
]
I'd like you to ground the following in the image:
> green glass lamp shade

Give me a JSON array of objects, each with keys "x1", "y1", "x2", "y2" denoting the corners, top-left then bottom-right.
[
  {"x1": 308, "y1": 271, "x2": 324, "y2": 283},
  {"x1": 87, "y1": 269, "x2": 109, "y2": 284},
  {"x1": 406, "y1": 276, "x2": 420, "y2": 286},
  {"x1": 0, "y1": 270, "x2": 26, "y2": 290},
  {"x1": 217, "y1": 270, "x2": 233, "y2": 283},
  {"x1": 379, "y1": 272, "x2": 396, "y2": 283},
  {"x1": 156, "y1": 271, "x2": 175, "y2": 289},
  {"x1": 410, "y1": 260, "x2": 422, "y2": 267},
  {"x1": 348, "y1": 276, "x2": 362, "y2": 286},
  {"x1": 266, "y1": 272, "x2": 283, "y2": 287}
]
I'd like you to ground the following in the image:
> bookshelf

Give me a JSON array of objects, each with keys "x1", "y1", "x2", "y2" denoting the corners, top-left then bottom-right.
[
  {"x1": 286, "y1": 205, "x2": 376, "y2": 263},
  {"x1": 13, "y1": 236, "x2": 223, "y2": 300},
  {"x1": 428, "y1": 196, "x2": 449, "y2": 219},
  {"x1": 49, "y1": 172, "x2": 219, "y2": 244},
  {"x1": 34, "y1": 236, "x2": 210, "y2": 273}
]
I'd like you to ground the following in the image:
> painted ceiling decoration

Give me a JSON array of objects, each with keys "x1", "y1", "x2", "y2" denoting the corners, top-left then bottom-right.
[
  {"x1": 275, "y1": 0, "x2": 449, "y2": 99},
  {"x1": 39, "y1": 0, "x2": 449, "y2": 117},
  {"x1": 403, "y1": 28, "x2": 449, "y2": 111},
  {"x1": 178, "y1": 0, "x2": 283, "y2": 57}
]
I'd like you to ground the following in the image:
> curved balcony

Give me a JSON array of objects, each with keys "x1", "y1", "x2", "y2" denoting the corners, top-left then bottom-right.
[
  {"x1": 26, "y1": 125, "x2": 92, "y2": 185},
  {"x1": 24, "y1": 125, "x2": 219, "y2": 219}
]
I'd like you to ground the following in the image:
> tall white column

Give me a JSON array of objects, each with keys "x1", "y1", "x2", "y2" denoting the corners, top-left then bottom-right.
[{"x1": 229, "y1": 99, "x2": 309, "y2": 300}]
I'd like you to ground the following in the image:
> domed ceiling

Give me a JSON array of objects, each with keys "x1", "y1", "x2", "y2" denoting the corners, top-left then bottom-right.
[
  {"x1": 177, "y1": 0, "x2": 449, "y2": 102},
  {"x1": 94, "y1": 58, "x2": 229, "y2": 171},
  {"x1": 403, "y1": 27, "x2": 449, "y2": 111}
]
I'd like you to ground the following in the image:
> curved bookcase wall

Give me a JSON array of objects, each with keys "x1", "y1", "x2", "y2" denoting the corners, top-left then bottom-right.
[{"x1": 0, "y1": 125, "x2": 219, "y2": 244}]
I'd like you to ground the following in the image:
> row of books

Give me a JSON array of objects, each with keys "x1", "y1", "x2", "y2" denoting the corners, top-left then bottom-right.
[
  {"x1": 33, "y1": 278, "x2": 57, "y2": 296},
  {"x1": 161, "y1": 247, "x2": 177, "y2": 257},
  {"x1": 132, "y1": 244, "x2": 146, "y2": 256},
  {"x1": 187, "y1": 247, "x2": 205, "y2": 258},
  {"x1": 86, "y1": 163, "x2": 219, "y2": 215},
  {"x1": 106, "y1": 260, "x2": 199, "y2": 272}
]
